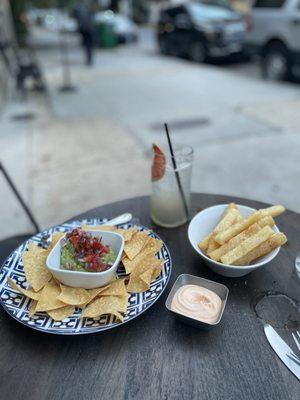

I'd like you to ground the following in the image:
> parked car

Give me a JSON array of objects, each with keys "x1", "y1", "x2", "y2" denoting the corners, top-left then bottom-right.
[
  {"x1": 27, "y1": 8, "x2": 77, "y2": 33},
  {"x1": 95, "y1": 11, "x2": 138, "y2": 44},
  {"x1": 156, "y1": 2, "x2": 246, "y2": 62},
  {"x1": 245, "y1": 0, "x2": 300, "y2": 80}
]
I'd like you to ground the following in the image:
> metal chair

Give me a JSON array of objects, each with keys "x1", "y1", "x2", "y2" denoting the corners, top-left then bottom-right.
[
  {"x1": 0, "y1": 162, "x2": 40, "y2": 264},
  {"x1": 0, "y1": 40, "x2": 45, "y2": 94},
  {"x1": 0, "y1": 6, "x2": 45, "y2": 95}
]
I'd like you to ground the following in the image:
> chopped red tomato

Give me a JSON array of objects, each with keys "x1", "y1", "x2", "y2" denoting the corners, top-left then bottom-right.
[{"x1": 64, "y1": 229, "x2": 114, "y2": 272}]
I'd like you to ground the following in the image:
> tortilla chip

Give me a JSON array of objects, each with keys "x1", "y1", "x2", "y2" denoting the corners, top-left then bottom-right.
[
  {"x1": 100, "y1": 279, "x2": 127, "y2": 297},
  {"x1": 80, "y1": 285, "x2": 111, "y2": 308},
  {"x1": 124, "y1": 231, "x2": 150, "y2": 260},
  {"x1": 48, "y1": 232, "x2": 65, "y2": 251},
  {"x1": 117, "y1": 227, "x2": 137, "y2": 242},
  {"x1": 82, "y1": 295, "x2": 127, "y2": 320},
  {"x1": 7, "y1": 277, "x2": 41, "y2": 300},
  {"x1": 57, "y1": 285, "x2": 90, "y2": 306},
  {"x1": 22, "y1": 242, "x2": 52, "y2": 291},
  {"x1": 51, "y1": 275, "x2": 63, "y2": 287},
  {"x1": 122, "y1": 256, "x2": 134, "y2": 274},
  {"x1": 127, "y1": 276, "x2": 149, "y2": 293},
  {"x1": 28, "y1": 300, "x2": 38, "y2": 317},
  {"x1": 47, "y1": 305, "x2": 75, "y2": 321},
  {"x1": 35, "y1": 279, "x2": 66, "y2": 312},
  {"x1": 144, "y1": 237, "x2": 163, "y2": 254},
  {"x1": 81, "y1": 224, "x2": 117, "y2": 232},
  {"x1": 140, "y1": 268, "x2": 153, "y2": 287},
  {"x1": 122, "y1": 252, "x2": 152, "y2": 275},
  {"x1": 151, "y1": 260, "x2": 163, "y2": 280},
  {"x1": 131, "y1": 256, "x2": 162, "y2": 278},
  {"x1": 127, "y1": 258, "x2": 163, "y2": 293},
  {"x1": 84, "y1": 307, "x2": 124, "y2": 321},
  {"x1": 122, "y1": 238, "x2": 162, "y2": 274}
]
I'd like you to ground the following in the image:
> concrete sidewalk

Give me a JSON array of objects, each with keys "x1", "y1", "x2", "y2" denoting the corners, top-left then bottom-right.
[{"x1": 0, "y1": 96, "x2": 148, "y2": 240}]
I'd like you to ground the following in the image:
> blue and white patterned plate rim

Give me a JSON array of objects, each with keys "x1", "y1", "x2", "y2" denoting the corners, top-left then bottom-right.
[{"x1": 0, "y1": 218, "x2": 172, "y2": 335}]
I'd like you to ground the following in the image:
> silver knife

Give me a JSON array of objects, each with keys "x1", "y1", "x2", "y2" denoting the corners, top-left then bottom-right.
[{"x1": 264, "y1": 323, "x2": 300, "y2": 380}]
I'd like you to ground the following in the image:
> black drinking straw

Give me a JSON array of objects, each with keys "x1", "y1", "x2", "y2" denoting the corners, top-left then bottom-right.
[{"x1": 164, "y1": 123, "x2": 189, "y2": 220}]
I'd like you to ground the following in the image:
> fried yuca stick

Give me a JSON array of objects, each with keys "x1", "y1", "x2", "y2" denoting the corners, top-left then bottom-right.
[
  {"x1": 198, "y1": 203, "x2": 238, "y2": 251},
  {"x1": 207, "y1": 237, "x2": 220, "y2": 254},
  {"x1": 225, "y1": 203, "x2": 238, "y2": 214},
  {"x1": 215, "y1": 210, "x2": 265, "y2": 245},
  {"x1": 258, "y1": 215, "x2": 275, "y2": 227},
  {"x1": 211, "y1": 224, "x2": 261, "y2": 261},
  {"x1": 261, "y1": 205, "x2": 285, "y2": 218},
  {"x1": 209, "y1": 216, "x2": 275, "y2": 261},
  {"x1": 235, "y1": 232, "x2": 287, "y2": 266},
  {"x1": 206, "y1": 209, "x2": 242, "y2": 254},
  {"x1": 206, "y1": 210, "x2": 243, "y2": 255},
  {"x1": 214, "y1": 209, "x2": 242, "y2": 235},
  {"x1": 220, "y1": 226, "x2": 274, "y2": 265},
  {"x1": 198, "y1": 233, "x2": 212, "y2": 251}
]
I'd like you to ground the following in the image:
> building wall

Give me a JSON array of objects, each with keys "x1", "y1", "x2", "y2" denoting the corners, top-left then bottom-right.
[
  {"x1": 0, "y1": 0, "x2": 14, "y2": 113},
  {"x1": 0, "y1": 0, "x2": 15, "y2": 42}
]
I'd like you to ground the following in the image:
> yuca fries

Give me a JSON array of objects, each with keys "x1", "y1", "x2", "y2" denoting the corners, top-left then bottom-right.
[
  {"x1": 220, "y1": 226, "x2": 274, "y2": 265},
  {"x1": 235, "y1": 233, "x2": 287, "y2": 266},
  {"x1": 198, "y1": 204, "x2": 241, "y2": 252},
  {"x1": 207, "y1": 238, "x2": 220, "y2": 254},
  {"x1": 209, "y1": 215, "x2": 275, "y2": 262},
  {"x1": 215, "y1": 211, "x2": 264, "y2": 245},
  {"x1": 261, "y1": 205, "x2": 285, "y2": 218},
  {"x1": 206, "y1": 209, "x2": 242, "y2": 254},
  {"x1": 198, "y1": 233, "x2": 212, "y2": 251},
  {"x1": 216, "y1": 206, "x2": 285, "y2": 246},
  {"x1": 213, "y1": 208, "x2": 241, "y2": 235},
  {"x1": 199, "y1": 203, "x2": 287, "y2": 267}
]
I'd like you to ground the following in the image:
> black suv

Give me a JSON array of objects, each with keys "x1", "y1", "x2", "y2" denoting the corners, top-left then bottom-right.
[{"x1": 157, "y1": 2, "x2": 246, "y2": 62}]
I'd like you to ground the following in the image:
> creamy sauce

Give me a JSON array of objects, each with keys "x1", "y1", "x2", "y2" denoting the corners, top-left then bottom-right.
[{"x1": 171, "y1": 284, "x2": 222, "y2": 324}]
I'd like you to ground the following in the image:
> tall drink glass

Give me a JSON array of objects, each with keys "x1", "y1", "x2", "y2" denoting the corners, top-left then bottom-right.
[{"x1": 150, "y1": 144, "x2": 193, "y2": 228}]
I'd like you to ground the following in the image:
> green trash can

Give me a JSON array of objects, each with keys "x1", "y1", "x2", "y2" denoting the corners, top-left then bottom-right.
[{"x1": 95, "y1": 21, "x2": 117, "y2": 48}]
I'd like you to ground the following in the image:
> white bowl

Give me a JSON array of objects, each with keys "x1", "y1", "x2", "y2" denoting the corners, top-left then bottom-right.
[
  {"x1": 188, "y1": 204, "x2": 280, "y2": 278},
  {"x1": 46, "y1": 230, "x2": 124, "y2": 289}
]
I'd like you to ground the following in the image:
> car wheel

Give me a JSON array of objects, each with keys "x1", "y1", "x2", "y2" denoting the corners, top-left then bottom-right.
[
  {"x1": 158, "y1": 38, "x2": 170, "y2": 55},
  {"x1": 189, "y1": 42, "x2": 206, "y2": 63},
  {"x1": 262, "y1": 43, "x2": 292, "y2": 81}
]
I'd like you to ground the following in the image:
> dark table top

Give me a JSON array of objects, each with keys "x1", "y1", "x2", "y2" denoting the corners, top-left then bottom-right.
[{"x1": 0, "y1": 194, "x2": 299, "y2": 400}]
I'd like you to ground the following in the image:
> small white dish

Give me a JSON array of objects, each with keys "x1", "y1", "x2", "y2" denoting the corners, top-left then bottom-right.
[
  {"x1": 46, "y1": 230, "x2": 124, "y2": 289},
  {"x1": 188, "y1": 204, "x2": 280, "y2": 278}
]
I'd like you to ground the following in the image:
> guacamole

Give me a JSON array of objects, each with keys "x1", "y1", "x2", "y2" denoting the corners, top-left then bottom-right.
[{"x1": 60, "y1": 228, "x2": 116, "y2": 273}]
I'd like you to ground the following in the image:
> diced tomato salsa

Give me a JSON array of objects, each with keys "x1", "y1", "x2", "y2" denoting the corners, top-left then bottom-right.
[{"x1": 61, "y1": 229, "x2": 115, "y2": 273}]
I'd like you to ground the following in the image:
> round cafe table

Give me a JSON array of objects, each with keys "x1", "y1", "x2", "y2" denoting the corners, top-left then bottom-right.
[{"x1": 0, "y1": 194, "x2": 299, "y2": 400}]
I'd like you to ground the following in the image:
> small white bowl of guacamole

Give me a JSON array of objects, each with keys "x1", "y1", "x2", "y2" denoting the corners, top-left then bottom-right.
[{"x1": 46, "y1": 229, "x2": 125, "y2": 289}]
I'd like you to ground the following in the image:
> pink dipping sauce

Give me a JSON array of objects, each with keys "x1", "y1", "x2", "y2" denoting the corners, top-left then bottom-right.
[{"x1": 171, "y1": 284, "x2": 222, "y2": 324}]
